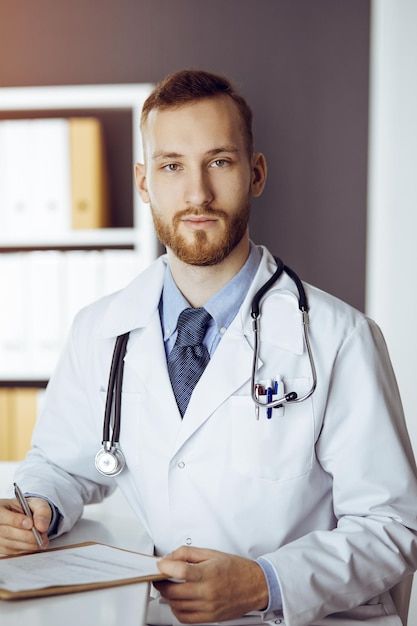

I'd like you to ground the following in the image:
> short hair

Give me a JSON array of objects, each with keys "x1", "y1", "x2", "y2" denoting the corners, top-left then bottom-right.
[{"x1": 141, "y1": 69, "x2": 254, "y2": 155}]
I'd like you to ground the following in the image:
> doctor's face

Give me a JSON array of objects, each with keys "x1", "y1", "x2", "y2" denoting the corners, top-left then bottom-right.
[{"x1": 135, "y1": 96, "x2": 266, "y2": 266}]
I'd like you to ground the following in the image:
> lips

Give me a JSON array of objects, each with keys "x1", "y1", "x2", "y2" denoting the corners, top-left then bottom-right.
[
  {"x1": 182, "y1": 216, "x2": 217, "y2": 223},
  {"x1": 173, "y1": 207, "x2": 227, "y2": 229}
]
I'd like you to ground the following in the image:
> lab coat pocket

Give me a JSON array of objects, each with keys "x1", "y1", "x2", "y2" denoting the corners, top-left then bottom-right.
[{"x1": 230, "y1": 378, "x2": 314, "y2": 482}]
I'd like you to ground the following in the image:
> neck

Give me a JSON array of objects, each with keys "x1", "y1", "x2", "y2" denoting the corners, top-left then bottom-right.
[{"x1": 167, "y1": 236, "x2": 250, "y2": 307}]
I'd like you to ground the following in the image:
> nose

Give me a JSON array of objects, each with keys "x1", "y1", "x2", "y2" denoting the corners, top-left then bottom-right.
[{"x1": 183, "y1": 167, "x2": 214, "y2": 208}]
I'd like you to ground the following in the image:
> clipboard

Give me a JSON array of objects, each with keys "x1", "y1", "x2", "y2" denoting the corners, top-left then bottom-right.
[{"x1": 0, "y1": 541, "x2": 167, "y2": 601}]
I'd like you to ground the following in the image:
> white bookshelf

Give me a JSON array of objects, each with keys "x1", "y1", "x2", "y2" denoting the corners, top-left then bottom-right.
[
  {"x1": 0, "y1": 83, "x2": 157, "y2": 384},
  {"x1": 0, "y1": 83, "x2": 156, "y2": 260}
]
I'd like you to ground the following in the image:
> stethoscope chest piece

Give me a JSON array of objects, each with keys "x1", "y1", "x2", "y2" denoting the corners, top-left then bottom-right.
[{"x1": 95, "y1": 444, "x2": 126, "y2": 477}]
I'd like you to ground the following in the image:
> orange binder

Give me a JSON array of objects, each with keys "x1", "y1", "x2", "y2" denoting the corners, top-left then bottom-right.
[
  {"x1": 10, "y1": 388, "x2": 38, "y2": 461},
  {"x1": 69, "y1": 118, "x2": 110, "y2": 229},
  {"x1": 0, "y1": 388, "x2": 38, "y2": 461},
  {"x1": 0, "y1": 389, "x2": 11, "y2": 461}
]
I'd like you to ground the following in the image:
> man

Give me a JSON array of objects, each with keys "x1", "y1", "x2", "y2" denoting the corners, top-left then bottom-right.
[{"x1": 1, "y1": 69, "x2": 417, "y2": 626}]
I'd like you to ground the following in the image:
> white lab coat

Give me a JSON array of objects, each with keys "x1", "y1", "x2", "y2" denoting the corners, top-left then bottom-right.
[{"x1": 15, "y1": 246, "x2": 417, "y2": 626}]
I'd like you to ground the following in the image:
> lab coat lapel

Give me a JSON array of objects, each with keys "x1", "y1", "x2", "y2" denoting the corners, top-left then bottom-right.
[
  {"x1": 175, "y1": 320, "x2": 255, "y2": 448},
  {"x1": 124, "y1": 309, "x2": 256, "y2": 454},
  {"x1": 123, "y1": 311, "x2": 170, "y2": 397},
  {"x1": 172, "y1": 248, "x2": 304, "y2": 451},
  {"x1": 99, "y1": 255, "x2": 182, "y2": 430},
  {"x1": 172, "y1": 254, "x2": 266, "y2": 450}
]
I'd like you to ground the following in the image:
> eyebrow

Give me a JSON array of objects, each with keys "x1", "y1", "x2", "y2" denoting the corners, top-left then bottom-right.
[{"x1": 152, "y1": 146, "x2": 240, "y2": 161}]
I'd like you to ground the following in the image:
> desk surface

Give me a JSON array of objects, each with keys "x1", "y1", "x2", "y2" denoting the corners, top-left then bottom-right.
[{"x1": 0, "y1": 463, "x2": 152, "y2": 626}]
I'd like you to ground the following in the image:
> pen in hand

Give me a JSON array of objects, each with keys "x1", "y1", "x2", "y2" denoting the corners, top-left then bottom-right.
[{"x1": 13, "y1": 482, "x2": 44, "y2": 549}]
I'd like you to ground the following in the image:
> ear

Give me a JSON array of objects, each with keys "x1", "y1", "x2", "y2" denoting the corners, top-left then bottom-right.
[
  {"x1": 134, "y1": 163, "x2": 150, "y2": 204},
  {"x1": 250, "y1": 152, "x2": 267, "y2": 198}
]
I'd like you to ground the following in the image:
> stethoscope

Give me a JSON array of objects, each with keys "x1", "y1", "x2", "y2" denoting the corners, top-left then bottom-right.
[{"x1": 95, "y1": 257, "x2": 317, "y2": 477}]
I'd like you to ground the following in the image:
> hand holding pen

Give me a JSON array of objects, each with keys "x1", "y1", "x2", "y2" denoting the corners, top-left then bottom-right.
[{"x1": 13, "y1": 482, "x2": 47, "y2": 549}]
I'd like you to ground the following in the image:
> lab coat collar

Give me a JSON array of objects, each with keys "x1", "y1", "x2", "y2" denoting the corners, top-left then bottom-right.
[
  {"x1": 99, "y1": 256, "x2": 168, "y2": 338},
  {"x1": 98, "y1": 248, "x2": 303, "y2": 355}
]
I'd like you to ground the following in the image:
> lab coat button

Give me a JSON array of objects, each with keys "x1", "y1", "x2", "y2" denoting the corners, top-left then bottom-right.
[
  {"x1": 185, "y1": 537, "x2": 192, "y2": 545},
  {"x1": 178, "y1": 461, "x2": 185, "y2": 469}
]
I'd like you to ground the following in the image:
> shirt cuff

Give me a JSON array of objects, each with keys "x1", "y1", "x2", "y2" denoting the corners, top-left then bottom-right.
[{"x1": 257, "y1": 556, "x2": 283, "y2": 613}]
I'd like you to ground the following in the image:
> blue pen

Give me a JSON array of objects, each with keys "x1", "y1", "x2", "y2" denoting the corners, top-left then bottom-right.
[{"x1": 266, "y1": 380, "x2": 273, "y2": 419}]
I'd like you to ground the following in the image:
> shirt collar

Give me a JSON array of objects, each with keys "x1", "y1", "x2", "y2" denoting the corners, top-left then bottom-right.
[{"x1": 160, "y1": 242, "x2": 261, "y2": 340}]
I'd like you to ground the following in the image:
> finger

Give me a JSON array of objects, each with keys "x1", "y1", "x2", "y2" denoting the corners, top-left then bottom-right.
[
  {"x1": 157, "y1": 545, "x2": 224, "y2": 583},
  {"x1": 162, "y1": 545, "x2": 215, "y2": 564},
  {"x1": 0, "y1": 499, "x2": 49, "y2": 554},
  {"x1": 157, "y1": 557, "x2": 200, "y2": 582},
  {"x1": 154, "y1": 581, "x2": 218, "y2": 624},
  {"x1": 153, "y1": 580, "x2": 211, "y2": 623},
  {"x1": 0, "y1": 520, "x2": 47, "y2": 554},
  {"x1": 27, "y1": 498, "x2": 52, "y2": 533},
  {"x1": 154, "y1": 579, "x2": 197, "y2": 600},
  {"x1": 161, "y1": 596, "x2": 208, "y2": 621},
  {"x1": 0, "y1": 498, "x2": 35, "y2": 532}
]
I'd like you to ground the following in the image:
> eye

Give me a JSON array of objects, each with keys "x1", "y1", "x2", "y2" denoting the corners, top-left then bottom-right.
[
  {"x1": 162, "y1": 163, "x2": 181, "y2": 172},
  {"x1": 210, "y1": 159, "x2": 230, "y2": 168}
]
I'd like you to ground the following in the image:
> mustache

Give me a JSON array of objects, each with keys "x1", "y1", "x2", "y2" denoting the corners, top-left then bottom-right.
[{"x1": 175, "y1": 206, "x2": 228, "y2": 220}]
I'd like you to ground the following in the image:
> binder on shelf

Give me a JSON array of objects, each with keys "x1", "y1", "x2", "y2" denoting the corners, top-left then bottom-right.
[
  {"x1": 0, "y1": 388, "x2": 38, "y2": 461},
  {"x1": 69, "y1": 117, "x2": 110, "y2": 229},
  {"x1": 27, "y1": 251, "x2": 66, "y2": 377},
  {"x1": 64, "y1": 250, "x2": 103, "y2": 331},
  {"x1": 1, "y1": 120, "x2": 35, "y2": 237},
  {"x1": 0, "y1": 253, "x2": 28, "y2": 378},
  {"x1": 31, "y1": 118, "x2": 72, "y2": 234},
  {"x1": 9, "y1": 388, "x2": 38, "y2": 461},
  {"x1": 0, "y1": 389, "x2": 11, "y2": 461},
  {"x1": 0, "y1": 122, "x2": 7, "y2": 235},
  {"x1": 0, "y1": 118, "x2": 72, "y2": 238}
]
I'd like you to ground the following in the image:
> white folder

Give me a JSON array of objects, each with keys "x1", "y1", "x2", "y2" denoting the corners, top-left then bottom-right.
[
  {"x1": 31, "y1": 118, "x2": 72, "y2": 235},
  {"x1": 2, "y1": 120, "x2": 35, "y2": 237},
  {"x1": 0, "y1": 253, "x2": 29, "y2": 377},
  {"x1": 64, "y1": 250, "x2": 103, "y2": 334},
  {"x1": 27, "y1": 251, "x2": 66, "y2": 377}
]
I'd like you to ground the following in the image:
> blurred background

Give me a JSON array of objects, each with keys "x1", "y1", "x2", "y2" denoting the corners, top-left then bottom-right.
[
  {"x1": 0, "y1": 0, "x2": 370, "y2": 308},
  {"x1": 0, "y1": 0, "x2": 416, "y2": 619}
]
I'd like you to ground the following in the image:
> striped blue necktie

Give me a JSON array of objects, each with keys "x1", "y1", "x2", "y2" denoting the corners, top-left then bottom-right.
[{"x1": 167, "y1": 307, "x2": 212, "y2": 417}]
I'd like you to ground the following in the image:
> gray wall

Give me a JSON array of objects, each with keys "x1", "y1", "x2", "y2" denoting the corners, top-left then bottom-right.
[{"x1": 0, "y1": 0, "x2": 370, "y2": 310}]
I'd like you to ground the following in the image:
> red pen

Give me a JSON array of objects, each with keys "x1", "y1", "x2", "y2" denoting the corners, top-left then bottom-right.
[{"x1": 254, "y1": 384, "x2": 264, "y2": 420}]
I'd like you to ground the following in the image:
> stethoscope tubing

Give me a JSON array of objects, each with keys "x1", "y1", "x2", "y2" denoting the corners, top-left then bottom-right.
[
  {"x1": 102, "y1": 331, "x2": 129, "y2": 445},
  {"x1": 250, "y1": 258, "x2": 317, "y2": 409}
]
